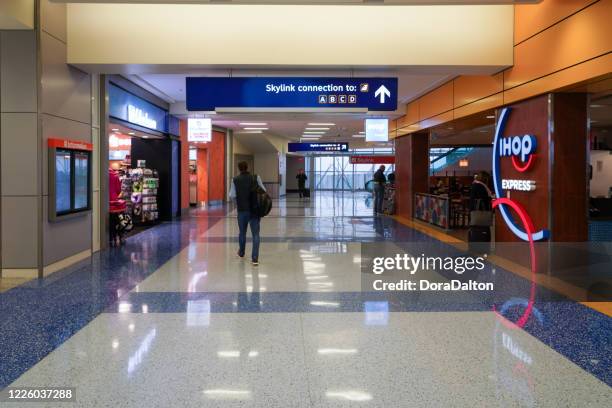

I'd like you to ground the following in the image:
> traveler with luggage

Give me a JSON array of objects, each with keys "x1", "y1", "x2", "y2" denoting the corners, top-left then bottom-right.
[
  {"x1": 230, "y1": 161, "x2": 270, "y2": 266},
  {"x1": 373, "y1": 165, "x2": 387, "y2": 214},
  {"x1": 468, "y1": 172, "x2": 494, "y2": 252},
  {"x1": 296, "y1": 169, "x2": 308, "y2": 199}
]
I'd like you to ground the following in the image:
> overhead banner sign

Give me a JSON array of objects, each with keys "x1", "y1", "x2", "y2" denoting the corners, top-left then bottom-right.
[
  {"x1": 188, "y1": 118, "x2": 212, "y2": 142},
  {"x1": 186, "y1": 77, "x2": 398, "y2": 111},
  {"x1": 288, "y1": 142, "x2": 348, "y2": 152},
  {"x1": 350, "y1": 155, "x2": 395, "y2": 165}
]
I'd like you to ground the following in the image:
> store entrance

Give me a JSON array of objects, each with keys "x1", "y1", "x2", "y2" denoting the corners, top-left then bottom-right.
[
  {"x1": 108, "y1": 122, "x2": 174, "y2": 236},
  {"x1": 189, "y1": 146, "x2": 210, "y2": 207}
]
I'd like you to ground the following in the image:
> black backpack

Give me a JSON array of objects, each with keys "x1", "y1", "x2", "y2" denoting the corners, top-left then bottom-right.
[{"x1": 251, "y1": 175, "x2": 272, "y2": 217}]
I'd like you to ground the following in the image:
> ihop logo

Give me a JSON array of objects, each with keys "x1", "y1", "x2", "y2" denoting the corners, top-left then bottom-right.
[
  {"x1": 492, "y1": 108, "x2": 549, "y2": 241},
  {"x1": 499, "y1": 135, "x2": 537, "y2": 170}
]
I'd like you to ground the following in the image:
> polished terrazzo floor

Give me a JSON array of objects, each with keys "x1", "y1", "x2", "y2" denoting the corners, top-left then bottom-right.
[{"x1": 1, "y1": 192, "x2": 611, "y2": 407}]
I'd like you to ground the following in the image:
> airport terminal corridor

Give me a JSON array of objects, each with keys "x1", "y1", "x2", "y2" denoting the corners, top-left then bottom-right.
[{"x1": 1, "y1": 192, "x2": 610, "y2": 407}]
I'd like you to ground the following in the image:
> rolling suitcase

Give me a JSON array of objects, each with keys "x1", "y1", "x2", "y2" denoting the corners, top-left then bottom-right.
[
  {"x1": 382, "y1": 186, "x2": 396, "y2": 215},
  {"x1": 468, "y1": 226, "x2": 491, "y2": 254}
]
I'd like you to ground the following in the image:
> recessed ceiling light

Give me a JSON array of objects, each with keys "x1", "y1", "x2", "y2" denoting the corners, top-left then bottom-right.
[
  {"x1": 305, "y1": 128, "x2": 329, "y2": 131},
  {"x1": 111, "y1": 128, "x2": 119, "y2": 131},
  {"x1": 239, "y1": 122, "x2": 267, "y2": 126},
  {"x1": 243, "y1": 127, "x2": 268, "y2": 130},
  {"x1": 308, "y1": 123, "x2": 335, "y2": 126},
  {"x1": 128, "y1": 132, "x2": 135, "y2": 135},
  {"x1": 303, "y1": 131, "x2": 325, "y2": 134},
  {"x1": 352, "y1": 135, "x2": 365, "y2": 138},
  {"x1": 590, "y1": 104, "x2": 603, "y2": 108},
  {"x1": 236, "y1": 130, "x2": 262, "y2": 134},
  {"x1": 359, "y1": 131, "x2": 365, "y2": 134},
  {"x1": 302, "y1": 135, "x2": 321, "y2": 138},
  {"x1": 486, "y1": 115, "x2": 495, "y2": 119},
  {"x1": 479, "y1": 130, "x2": 488, "y2": 133}
]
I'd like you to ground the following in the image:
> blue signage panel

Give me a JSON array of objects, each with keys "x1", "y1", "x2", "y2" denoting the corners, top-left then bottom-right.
[
  {"x1": 288, "y1": 143, "x2": 348, "y2": 152},
  {"x1": 108, "y1": 83, "x2": 168, "y2": 133},
  {"x1": 186, "y1": 77, "x2": 398, "y2": 111}
]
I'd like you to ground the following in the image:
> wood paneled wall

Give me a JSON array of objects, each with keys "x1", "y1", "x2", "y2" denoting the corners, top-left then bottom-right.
[
  {"x1": 494, "y1": 95, "x2": 550, "y2": 242},
  {"x1": 395, "y1": 132, "x2": 429, "y2": 219},
  {"x1": 391, "y1": 0, "x2": 610, "y2": 138}
]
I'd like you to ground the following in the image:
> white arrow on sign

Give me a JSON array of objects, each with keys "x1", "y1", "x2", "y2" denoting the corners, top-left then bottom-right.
[{"x1": 374, "y1": 85, "x2": 391, "y2": 104}]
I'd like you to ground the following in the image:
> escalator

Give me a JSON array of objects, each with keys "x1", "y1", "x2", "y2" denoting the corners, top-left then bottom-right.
[{"x1": 430, "y1": 147, "x2": 474, "y2": 174}]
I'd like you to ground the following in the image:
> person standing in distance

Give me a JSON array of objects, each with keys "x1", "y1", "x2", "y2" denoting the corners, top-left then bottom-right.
[
  {"x1": 373, "y1": 165, "x2": 386, "y2": 215},
  {"x1": 296, "y1": 168, "x2": 308, "y2": 199},
  {"x1": 229, "y1": 161, "x2": 266, "y2": 266}
]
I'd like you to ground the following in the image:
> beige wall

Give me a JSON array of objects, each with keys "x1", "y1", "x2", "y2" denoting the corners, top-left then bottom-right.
[
  {"x1": 66, "y1": 4, "x2": 512, "y2": 69},
  {"x1": 0, "y1": 0, "x2": 34, "y2": 30},
  {"x1": 254, "y1": 153, "x2": 280, "y2": 183},
  {"x1": 1, "y1": 1, "x2": 97, "y2": 278}
]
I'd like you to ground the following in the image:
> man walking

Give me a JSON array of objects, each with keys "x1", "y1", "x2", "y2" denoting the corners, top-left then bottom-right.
[
  {"x1": 229, "y1": 161, "x2": 266, "y2": 266},
  {"x1": 296, "y1": 169, "x2": 308, "y2": 199},
  {"x1": 373, "y1": 165, "x2": 386, "y2": 215}
]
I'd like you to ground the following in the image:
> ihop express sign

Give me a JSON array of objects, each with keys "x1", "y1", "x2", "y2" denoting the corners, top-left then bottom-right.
[{"x1": 492, "y1": 107, "x2": 549, "y2": 241}]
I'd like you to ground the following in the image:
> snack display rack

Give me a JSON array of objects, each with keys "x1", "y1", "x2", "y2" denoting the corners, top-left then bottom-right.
[{"x1": 119, "y1": 167, "x2": 159, "y2": 224}]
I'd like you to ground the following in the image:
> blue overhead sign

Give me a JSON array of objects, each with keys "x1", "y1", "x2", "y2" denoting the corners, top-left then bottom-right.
[
  {"x1": 186, "y1": 77, "x2": 398, "y2": 111},
  {"x1": 108, "y1": 83, "x2": 167, "y2": 133},
  {"x1": 288, "y1": 143, "x2": 348, "y2": 152}
]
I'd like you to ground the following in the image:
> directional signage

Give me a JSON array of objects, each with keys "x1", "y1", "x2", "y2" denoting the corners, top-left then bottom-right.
[
  {"x1": 365, "y1": 118, "x2": 389, "y2": 142},
  {"x1": 288, "y1": 143, "x2": 348, "y2": 152},
  {"x1": 186, "y1": 77, "x2": 398, "y2": 111},
  {"x1": 349, "y1": 155, "x2": 395, "y2": 165}
]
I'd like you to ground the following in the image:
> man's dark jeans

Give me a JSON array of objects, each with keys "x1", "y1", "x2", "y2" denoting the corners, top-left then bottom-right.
[
  {"x1": 237, "y1": 211, "x2": 261, "y2": 262},
  {"x1": 374, "y1": 183, "x2": 385, "y2": 214}
]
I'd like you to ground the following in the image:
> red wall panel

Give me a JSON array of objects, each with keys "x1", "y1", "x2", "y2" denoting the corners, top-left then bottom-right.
[
  {"x1": 208, "y1": 130, "x2": 226, "y2": 202},
  {"x1": 197, "y1": 148, "x2": 208, "y2": 203}
]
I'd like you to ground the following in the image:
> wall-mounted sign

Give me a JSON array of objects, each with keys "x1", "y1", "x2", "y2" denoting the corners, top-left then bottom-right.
[
  {"x1": 288, "y1": 142, "x2": 348, "y2": 152},
  {"x1": 501, "y1": 179, "x2": 536, "y2": 191},
  {"x1": 47, "y1": 138, "x2": 92, "y2": 222},
  {"x1": 350, "y1": 155, "x2": 395, "y2": 165},
  {"x1": 188, "y1": 118, "x2": 212, "y2": 142},
  {"x1": 108, "y1": 83, "x2": 167, "y2": 133},
  {"x1": 365, "y1": 118, "x2": 389, "y2": 142},
  {"x1": 459, "y1": 159, "x2": 469, "y2": 168},
  {"x1": 109, "y1": 134, "x2": 132, "y2": 148},
  {"x1": 127, "y1": 105, "x2": 158, "y2": 129},
  {"x1": 492, "y1": 108, "x2": 549, "y2": 241},
  {"x1": 48, "y1": 138, "x2": 93, "y2": 151},
  {"x1": 186, "y1": 77, "x2": 398, "y2": 112}
]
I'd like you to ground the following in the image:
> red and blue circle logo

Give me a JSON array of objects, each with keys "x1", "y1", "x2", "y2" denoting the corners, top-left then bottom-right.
[{"x1": 492, "y1": 108, "x2": 549, "y2": 241}]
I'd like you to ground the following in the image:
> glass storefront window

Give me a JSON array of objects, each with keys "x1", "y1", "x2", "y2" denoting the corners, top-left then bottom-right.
[
  {"x1": 74, "y1": 152, "x2": 90, "y2": 210},
  {"x1": 55, "y1": 150, "x2": 72, "y2": 213},
  {"x1": 52, "y1": 148, "x2": 91, "y2": 218},
  {"x1": 313, "y1": 150, "x2": 395, "y2": 191}
]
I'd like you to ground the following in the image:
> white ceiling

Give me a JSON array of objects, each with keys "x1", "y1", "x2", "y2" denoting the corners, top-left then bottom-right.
[{"x1": 132, "y1": 68, "x2": 452, "y2": 143}]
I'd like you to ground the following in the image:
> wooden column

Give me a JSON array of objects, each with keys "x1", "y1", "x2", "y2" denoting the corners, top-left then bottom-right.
[
  {"x1": 395, "y1": 131, "x2": 429, "y2": 219},
  {"x1": 495, "y1": 93, "x2": 588, "y2": 243},
  {"x1": 551, "y1": 93, "x2": 588, "y2": 241}
]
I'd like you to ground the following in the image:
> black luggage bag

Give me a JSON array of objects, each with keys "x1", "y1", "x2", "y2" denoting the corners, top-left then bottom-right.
[{"x1": 468, "y1": 226, "x2": 491, "y2": 254}]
